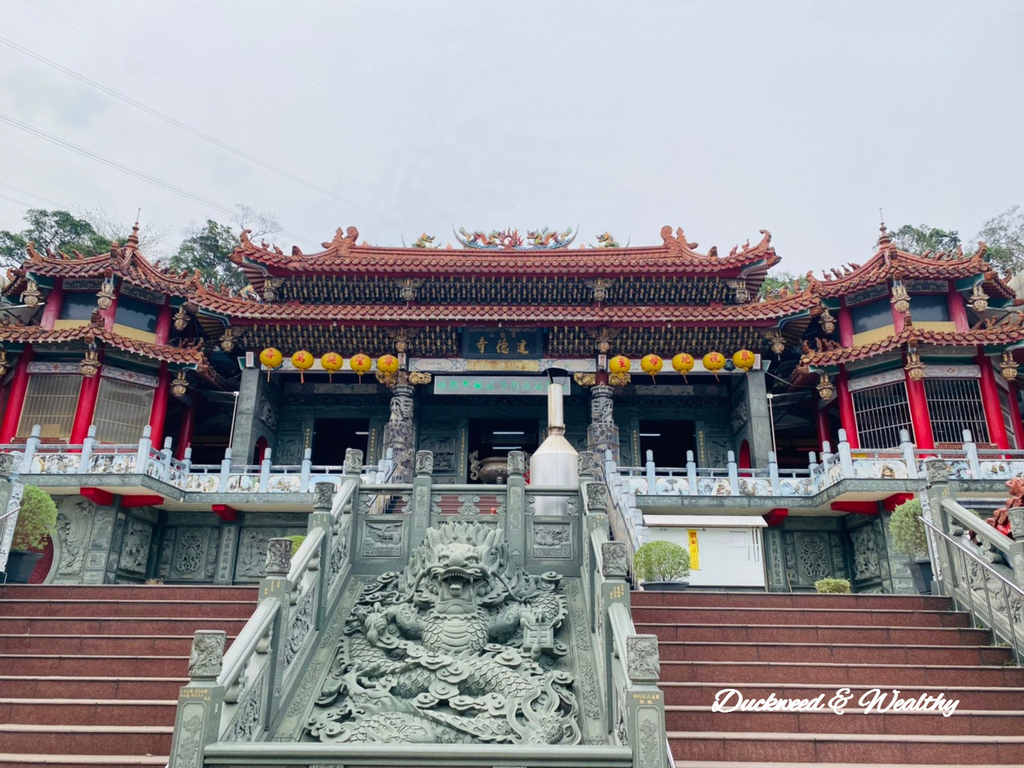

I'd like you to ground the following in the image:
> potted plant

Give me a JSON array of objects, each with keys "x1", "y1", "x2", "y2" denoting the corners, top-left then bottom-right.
[
  {"x1": 5, "y1": 486, "x2": 58, "y2": 583},
  {"x1": 633, "y1": 539, "x2": 691, "y2": 591},
  {"x1": 814, "y1": 578, "x2": 851, "y2": 594},
  {"x1": 889, "y1": 497, "x2": 931, "y2": 594}
]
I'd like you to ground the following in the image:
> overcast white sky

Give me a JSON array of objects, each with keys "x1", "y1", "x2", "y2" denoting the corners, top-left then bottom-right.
[{"x1": 1, "y1": 0, "x2": 1021, "y2": 275}]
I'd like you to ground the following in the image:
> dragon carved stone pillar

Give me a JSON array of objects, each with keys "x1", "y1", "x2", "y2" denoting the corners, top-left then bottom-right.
[
  {"x1": 587, "y1": 384, "x2": 620, "y2": 464},
  {"x1": 383, "y1": 383, "x2": 416, "y2": 483}
]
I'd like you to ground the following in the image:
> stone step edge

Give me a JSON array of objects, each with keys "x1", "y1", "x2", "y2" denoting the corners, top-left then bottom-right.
[
  {"x1": 666, "y1": 706, "x2": 1024, "y2": 716},
  {"x1": 656, "y1": 641, "x2": 1001, "y2": 651},
  {"x1": 638, "y1": 606, "x2": 965, "y2": 615},
  {"x1": 0, "y1": 724, "x2": 173, "y2": 734},
  {"x1": 0, "y1": 698, "x2": 176, "y2": 706},
  {"x1": 0, "y1": 599, "x2": 255, "y2": 605},
  {"x1": 662, "y1": 682, "x2": 1024, "y2": 694},
  {"x1": 0, "y1": 633, "x2": 234, "y2": 640},
  {"x1": 635, "y1": 622, "x2": 981, "y2": 632},
  {"x1": 0, "y1": 654, "x2": 187, "y2": 661},
  {"x1": 0, "y1": 675, "x2": 186, "y2": 683},
  {"x1": 0, "y1": 755, "x2": 168, "y2": 765},
  {"x1": 667, "y1": 731, "x2": 1024, "y2": 743},
  {"x1": 672, "y1": 762, "x2": 1015, "y2": 768},
  {"x1": 662, "y1": 660, "x2": 1017, "y2": 671}
]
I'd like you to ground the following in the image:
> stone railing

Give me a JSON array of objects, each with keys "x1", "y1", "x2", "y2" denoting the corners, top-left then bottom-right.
[
  {"x1": 0, "y1": 424, "x2": 393, "y2": 494},
  {"x1": 923, "y1": 461, "x2": 1024, "y2": 663},
  {"x1": 167, "y1": 458, "x2": 361, "y2": 767},
  {"x1": 617, "y1": 429, "x2": 1024, "y2": 500},
  {"x1": 583, "y1": 507, "x2": 667, "y2": 768}
]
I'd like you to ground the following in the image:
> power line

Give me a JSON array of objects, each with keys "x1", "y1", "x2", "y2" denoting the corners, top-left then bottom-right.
[
  {"x1": 0, "y1": 34, "x2": 421, "y2": 237},
  {"x1": 0, "y1": 182, "x2": 65, "y2": 209},
  {"x1": 0, "y1": 191, "x2": 38, "y2": 210},
  {"x1": 0, "y1": 112, "x2": 319, "y2": 248},
  {"x1": 182, "y1": 0, "x2": 534, "y2": 222}
]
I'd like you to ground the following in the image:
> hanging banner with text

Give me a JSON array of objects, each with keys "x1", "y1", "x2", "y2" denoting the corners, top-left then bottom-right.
[{"x1": 433, "y1": 375, "x2": 570, "y2": 396}]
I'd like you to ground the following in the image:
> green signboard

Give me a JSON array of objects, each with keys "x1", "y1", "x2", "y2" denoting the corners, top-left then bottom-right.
[{"x1": 433, "y1": 375, "x2": 570, "y2": 396}]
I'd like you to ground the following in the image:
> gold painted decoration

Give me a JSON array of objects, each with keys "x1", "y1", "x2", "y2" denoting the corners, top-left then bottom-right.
[
  {"x1": 171, "y1": 370, "x2": 189, "y2": 398},
  {"x1": 609, "y1": 355, "x2": 631, "y2": 375},
  {"x1": 350, "y1": 353, "x2": 372, "y2": 380},
  {"x1": 80, "y1": 348, "x2": 100, "y2": 378},
  {"x1": 173, "y1": 305, "x2": 189, "y2": 331},
  {"x1": 816, "y1": 373, "x2": 835, "y2": 401},
  {"x1": 970, "y1": 283, "x2": 989, "y2": 313},
  {"x1": 641, "y1": 354, "x2": 663, "y2": 381},
  {"x1": 905, "y1": 350, "x2": 925, "y2": 381},
  {"x1": 96, "y1": 279, "x2": 115, "y2": 310},
  {"x1": 732, "y1": 349, "x2": 756, "y2": 372},
  {"x1": 21, "y1": 281, "x2": 41, "y2": 308},
  {"x1": 321, "y1": 352, "x2": 344, "y2": 382},
  {"x1": 999, "y1": 351, "x2": 1019, "y2": 381}
]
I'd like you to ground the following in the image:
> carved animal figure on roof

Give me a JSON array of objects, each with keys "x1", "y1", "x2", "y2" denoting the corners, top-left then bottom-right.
[
  {"x1": 308, "y1": 522, "x2": 577, "y2": 745},
  {"x1": 595, "y1": 232, "x2": 620, "y2": 248}
]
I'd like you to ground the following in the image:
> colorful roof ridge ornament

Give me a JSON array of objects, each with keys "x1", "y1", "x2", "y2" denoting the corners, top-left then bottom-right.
[
  {"x1": 454, "y1": 226, "x2": 576, "y2": 250},
  {"x1": 595, "y1": 232, "x2": 620, "y2": 248}
]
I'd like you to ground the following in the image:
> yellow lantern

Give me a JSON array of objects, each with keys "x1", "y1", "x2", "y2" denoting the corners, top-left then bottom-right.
[
  {"x1": 703, "y1": 351, "x2": 726, "y2": 380},
  {"x1": 350, "y1": 353, "x2": 372, "y2": 380},
  {"x1": 259, "y1": 347, "x2": 283, "y2": 381},
  {"x1": 640, "y1": 354, "x2": 663, "y2": 381},
  {"x1": 609, "y1": 355, "x2": 631, "y2": 374},
  {"x1": 672, "y1": 353, "x2": 695, "y2": 379},
  {"x1": 377, "y1": 354, "x2": 399, "y2": 375},
  {"x1": 291, "y1": 350, "x2": 314, "y2": 383},
  {"x1": 732, "y1": 349, "x2": 756, "y2": 372},
  {"x1": 321, "y1": 352, "x2": 343, "y2": 382}
]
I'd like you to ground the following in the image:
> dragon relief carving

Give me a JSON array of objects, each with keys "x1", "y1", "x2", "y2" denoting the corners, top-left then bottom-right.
[{"x1": 307, "y1": 522, "x2": 578, "y2": 745}]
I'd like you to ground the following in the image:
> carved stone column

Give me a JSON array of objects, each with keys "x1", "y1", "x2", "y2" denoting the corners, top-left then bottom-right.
[
  {"x1": 382, "y1": 384, "x2": 416, "y2": 483},
  {"x1": 587, "y1": 384, "x2": 620, "y2": 463}
]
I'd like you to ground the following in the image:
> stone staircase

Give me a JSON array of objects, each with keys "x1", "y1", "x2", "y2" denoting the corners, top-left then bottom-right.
[
  {"x1": 633, "y1": 591, "x2": 1024, "y2": 767},
  {"x1": 0, "y1": 584, "x2": 257, "y2": 768}
]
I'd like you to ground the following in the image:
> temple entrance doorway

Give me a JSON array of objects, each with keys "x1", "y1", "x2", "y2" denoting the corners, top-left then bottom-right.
[
  {"x1": 639, "y1": 419, "x2": 696, "y2": 468},
  {"x1": 467, "y1": 418, "x2": 540, "y2": 482},
  {"x1": 311, "y1": 418, "x2": 369, "y2": 467}
]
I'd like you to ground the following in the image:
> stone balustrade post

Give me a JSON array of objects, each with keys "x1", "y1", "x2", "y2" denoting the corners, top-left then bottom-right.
[
  {"x1": 409, "y1": 450, "x2": 433, "y2": 552},
  {"x1": 136, "y1": 426, "x2": 152, "y2": 475},
  {"x1": 261, "y1": 537, "x2": 293, "y2": 724},
  {"x1": 167, "y1": 630, "x2": 227, "y2": 768},
  {"x1": 258, "y1": 449, "x2": 272, "y2": 492},
  {"x1": 505, "y1": 451, "x2": 527, "y2": 565},
  {"x1": 181, "y1": 447, "x2": 192, "y2": 474},
  {"x1": 900, "y1": 429, "x2": 918, "y2": 478},
  {"x1": 20, "y1": 426, "x2": 40, "y2": 474},
  {"x1": 218, "y1": 448, "x2": 233, "y2": 492},
  {"x1": 923, "y1": 459, "x2": 952, "y2": 589},
  {"x1": 963, "y1": 429, "x2": 981, "y2": 478},
  {"x1": 623, "y1": 633, "x2": 667, "y2": 768},
  {"x1": 727, "y1": 450, "x2": 739, "y2": 495},
  {"x1": 310, "y1": 482, "x2": 335, "y2": 627},
  {"x1": 837, "y1": 429, "x2": 854, "y2": 477},
  {"x1": 78, "y1": 425, "x2": 96, "y2": 473},
  {"x1": 161, "y1": 437, "x2": 173, "y2": 479},
  {"x1": 768, "y1": 451, "x2": 780, "y2": 494},
  {"x1": 686, "y1": 450, "x2": 697, "y2": 495},
  {"x1": 644, "y1": 450, "x2": 656, "y2": 487}
]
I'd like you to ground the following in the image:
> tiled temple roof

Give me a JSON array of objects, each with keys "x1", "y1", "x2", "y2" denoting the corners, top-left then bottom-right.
[
  {"x1": 0, "y1": 322, "x2": 206, "y2": 366},
  {"x1": 805, "y1": 231, "x2": 1014, "y2": 301},
  {"x1": 6, "y1": 225, "x2": 202, "y2": 298},
  {"x1": 230, "y1": 225, "x2": 781, "y2": 287}
]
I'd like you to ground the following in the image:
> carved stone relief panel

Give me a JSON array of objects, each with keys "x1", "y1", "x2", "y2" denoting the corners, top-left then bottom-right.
[
  {"x1": 119, "y1": 519, "x2": 153, "y2": 575},
  {"x1": 850, "y1": 525, "x2": 881, "y2": 582},
  {"x1": 531, "y1": 521, "x2": 573, "y2": 560},
  {"x1": 54, "y1": 498, "x2": 95, "y2": 580},
  {"x1": 234, "y1": 526, "x2": 305, "y2": 580},
  {"x1": 361, "y1": 520, "x2": 404, "y2": 558},
  {"x1": 418, "y1": 434, "x2": 458, "y2": 474}
]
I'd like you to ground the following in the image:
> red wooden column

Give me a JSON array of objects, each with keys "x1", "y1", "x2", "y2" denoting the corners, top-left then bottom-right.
[
  {"x1": 0, "y1": 347, "x2": 34, "y2": 442},
  {"x1": 175, "y1": 396, "x2": 195, "y2": 460},
  {"x1": 836, "y1": 368, "x2": 859, "y2": 449},
  {"x1": 1007, "y1": 383, "x2": 1024, "y2": 449},
  {"x1": 70, "y1": 356, "x2": 103, "y2": 444},
  {"x1": 947, "y1": 285, "x2": 969, "y2": 331},
  {"x1": 837, "y1": 300, "x2": 854, "y2": 348},
  {"x1": 816, "y1": 403, "x2": 832, "y2": 450},
  {"x1": 154, "y1": 300, "x2": 173, "y2": 345},
  {"x1": 977, "y1": 351, "x2": 1010, "y2": 449},
  {"x1": 39, "y1": 279, "x2": 64, "y2": 330},
  {"x1": 904, "y1": 368, "x2": 935, "y2": 450},
  {"x1": 148, "y1": 363, "x2": 171, "y2": 448}
]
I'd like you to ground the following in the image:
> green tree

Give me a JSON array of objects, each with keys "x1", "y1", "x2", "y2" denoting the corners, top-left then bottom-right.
[
  {"x1": 889, "y1": 224, "x2": 961, "y2": 255},
  {"x1": 759, "y1": 270, "x2": 809, "y2": 298},
  {"x1": 977, "y1": 206, "x2": 1024, "y2": 276},
  {"x1": 169, "y1": 220, "x2": 245, "y2": 290},
  {"x1": 0, "y1": 209, "x2": 112, "y2": 268}
]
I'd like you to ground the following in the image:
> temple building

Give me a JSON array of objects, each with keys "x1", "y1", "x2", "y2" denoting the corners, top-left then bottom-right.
[{"x1": 0, "y1": 221, "x2": 1021, "y2": 590}]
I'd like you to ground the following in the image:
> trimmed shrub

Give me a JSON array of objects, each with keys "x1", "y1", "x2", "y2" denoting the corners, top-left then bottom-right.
[
  {"x1": 633, "y1": 540, "x2": 690, "y2": 583},
  {"x1": 890, "y1": 497, "x2": 927, "y2": 558},
  {"x1": 11, "y1": 486, "x2": 57, "y2": 552},
  {"x1": 288, "y1": 535, "x2": 307, "y2": 556},
  {"x1": 814, "y1": 578, "x2": 852, "y2": 594}
]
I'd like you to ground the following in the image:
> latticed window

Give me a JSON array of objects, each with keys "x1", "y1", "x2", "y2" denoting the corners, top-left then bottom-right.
[
  {"x1": 851, "y1": 381, "x2": 914, "y2": 449},
  {"x1": 923, "y1": 378, "x2": 989, "y2": 445},
  {"x1": 17, "y1": 375, "x2": 82, "y2": 439},
  {"x1": 93, "y1": 378, "x2": 154, "y2": 444}
]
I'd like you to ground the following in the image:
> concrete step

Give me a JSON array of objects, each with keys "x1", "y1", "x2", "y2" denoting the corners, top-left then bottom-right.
[
  {"x1": 636, "y1": 622, "x2": 993, "y2": 647},
  {"x1": 0, "y1": 724, "x2": 172, "y2": 756},
  {"x1": 662, "y1": 682, "x2": 1024, "y2": 710},
  {"x1": 0, "y1": 616, "x2": 249, "y2": 635},
  {"x1": 0, "y1": 599, "x2": 255, "y2": 619},
  {"x1": 0, "y1": 699, "x2": 176, "y2": 727},
  {"x1": 668, "y1": 731, "x2": 1024, "y2": 764},
  {"x1": 658, "y1": 661, "x2": 1024, "y2": 687},
  {"x1": 666, "y1": 706, "x2": 1024, "y2": 736},
  {"x1": 0, "y1": 634, "x2": 200, "y2": 656},
  {"x1": 0, "y1": 655, "x2": 188, "y2": 677},
  {"x1": 633, "y1": 592, "x2": 954, "y2": 611},
  {"x1": 631, "y1": 606, "x2": 970, "y2": 628},
  {"x1": 0, "y1": 676, "x2": 186, "y2": 700},
  {"x1": 656, "y1": 641, "x2": 1014, "y2": 666},
  {"x1": 0, "y1": 584, "x2": 257, "y2": 601}
]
